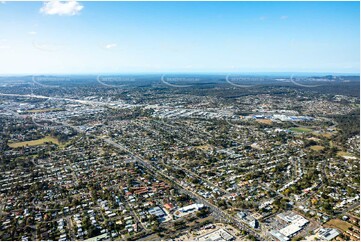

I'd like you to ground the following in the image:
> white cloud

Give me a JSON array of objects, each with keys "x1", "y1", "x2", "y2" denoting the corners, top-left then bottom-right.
[
  {"x1": 40, "y1": 0, "x2": 84, "y2": 16},
  {"x1": 281, "y1": 16, "x2": 289, "y2": 20},
  {"x1": 28, "y1": 31, "x2": 37, "y2": 35},
  {"x1": 105, "y1": 43, "x2": 117, "y2": 49}
]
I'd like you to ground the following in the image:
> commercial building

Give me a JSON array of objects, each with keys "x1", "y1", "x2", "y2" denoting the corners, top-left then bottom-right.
[
  {"x1": 270, "y1": 230, "x2": 290, "y2": 241},
  {"x1": 148, "y1": 206, "x2": 166, "y2": 218},
  {"x1": 275, "y1": 212, "x2": 309, "y2": 239},
  {"x1": 196, "y1": 228, "x2": 235, "y2": 241},
  {"x1": 318, "y1": 228, "x2": 340, "y2": 241}
]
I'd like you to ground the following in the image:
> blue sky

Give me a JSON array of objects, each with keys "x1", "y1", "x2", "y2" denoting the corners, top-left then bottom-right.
[{"x1": 0, "y1": 1, "x2": 359, "y2": 74}]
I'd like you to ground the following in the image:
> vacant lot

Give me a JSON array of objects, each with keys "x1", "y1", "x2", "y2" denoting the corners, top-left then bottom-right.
[
  {"x1": 256, "y1": 119, "x2": 272, "y2": 125},
  {"x1": 337, "y1": 151, "x2": 353, "y2": 157},
  {"x1": 325, "y1": 219, "x2": 353, "y2": 232},
  {"x1": 321, "y1": 132, "x2": 333, "y2": 138},
  {"x1": 310, "y1": 145, "x2": 325, "y2": 151},
  {"x1": 290, "y1": 127, "x2": 312, "y2": 133},
  {"x1": 26, "y1": 108, "x2": 64, "y2": 113},
  {"x1": 196, "y1": 145, "x2": 213, "y2": 151},
  {"x1": 8, "y1": 136, "x2": 60, "y2": 148}
]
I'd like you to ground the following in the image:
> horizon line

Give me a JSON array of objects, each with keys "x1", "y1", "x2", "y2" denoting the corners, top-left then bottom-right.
[{"x1": 0, "y1": 71, "x2": 360, "y2": 77}]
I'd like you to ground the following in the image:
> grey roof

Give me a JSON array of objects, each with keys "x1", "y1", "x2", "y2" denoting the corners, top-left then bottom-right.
[
  {"x1": 319, "y1": 228, "x2": 340, "y2": 241},
  {"x1": 148, "y1": 206, "x2": 166, "y2": 217}
]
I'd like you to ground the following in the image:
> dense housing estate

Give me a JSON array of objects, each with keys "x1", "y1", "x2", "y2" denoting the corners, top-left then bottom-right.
[{"x1": 0, "y1": 75, "x2": 360, "y2": 241}]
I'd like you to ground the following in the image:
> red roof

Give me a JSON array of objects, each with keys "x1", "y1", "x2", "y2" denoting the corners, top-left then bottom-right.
[{"x1": 164, "y1": 203, "x2": 173, "y2": 210}]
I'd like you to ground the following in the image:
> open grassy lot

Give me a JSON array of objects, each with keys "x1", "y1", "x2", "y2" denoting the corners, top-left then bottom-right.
[
  {"x1": 26, "y1": 108, "x2": 64, "y2": 113},
  {"x1": 321, "y1": 132, "x2": 333, "y2": 138},
  {"x1": 256, "y1": 119, "x2": 273, "y2": 125},
  {"x1": 325, "y1": 219, "x2": 353, "y2": 232},
  {"x1": 8, "y1": 136, "x2": 60, "y2": 148},
  {"x1": 337, "y1": 151, "x2": 353, "y2": 157},
  {"x1": 310, "y1": 145, "x2": 325, "y2": 151},
  {"x1": 289, "y1": 127, "x2": 312, "y2": 133},
  {"x1": 196, "y1": 144, "x2": 213, "y2": 151},
  {"x1": 313, "y1": 132, "x2": 334, "y2": 139}
]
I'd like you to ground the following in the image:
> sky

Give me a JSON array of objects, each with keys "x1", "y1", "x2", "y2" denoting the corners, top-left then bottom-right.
[{"x1": 0, "y1": 0, "x2": 359, "y2": 74}]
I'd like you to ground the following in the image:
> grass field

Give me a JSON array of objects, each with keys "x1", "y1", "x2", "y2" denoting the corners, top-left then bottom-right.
[
  {"x1": 313, "y1": 132, "x2": 334, "y2": 139},
  {"x1": 310, "y1": 145, "x2": 325, "y2": 151},
  {"x1": 8, "y1": 136, "x2": 60, "y2": 148},
  {"x1": 321, "y1": 132, "x2": 333, "y2": 138},
  {"x1": 26, "y1": 108, "x2": 64, "y2": 113},
  {"x1": 196, "y1": 145, "x2": 213, "y2": 151},
  {"x1": 325, "y1": 219, "x2": 353, "y2": 232},
  {"x1": 256, "y1": 119, "x2": 272, "y2": 125},
  {"x1": 337, "y1": 151, "x2": 352, "y2": 157},
  {"x1": 290, "y1": 127, "x2": 312, "y2": 133}
]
